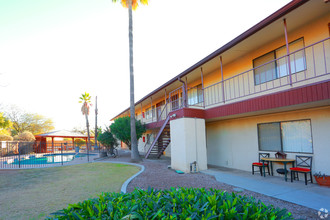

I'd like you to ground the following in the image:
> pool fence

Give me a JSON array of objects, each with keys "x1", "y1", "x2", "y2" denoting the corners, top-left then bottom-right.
[{"x1": 0, "y1": 141, "x2": 105, "y2": 169}]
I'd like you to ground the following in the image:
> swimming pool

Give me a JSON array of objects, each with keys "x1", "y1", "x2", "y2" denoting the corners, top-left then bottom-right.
[{"x1": 5, "y1": 153, "x2": 96, "y2": 165}]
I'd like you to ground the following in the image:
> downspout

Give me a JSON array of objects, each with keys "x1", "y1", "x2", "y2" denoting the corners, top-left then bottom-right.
[{"x1": 178, "y1": 77, "x2": 187, "y2": 108}]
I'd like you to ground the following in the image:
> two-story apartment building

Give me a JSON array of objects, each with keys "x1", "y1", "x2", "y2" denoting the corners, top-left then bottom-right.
[{"x1": 111, "y1": 0, "x2": 330, "y2": 175}]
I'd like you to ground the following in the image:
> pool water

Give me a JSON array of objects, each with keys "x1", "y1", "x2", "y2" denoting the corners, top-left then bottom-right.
[{"x1": 6, "y1": 153, "x2": 96, "y2": 165}]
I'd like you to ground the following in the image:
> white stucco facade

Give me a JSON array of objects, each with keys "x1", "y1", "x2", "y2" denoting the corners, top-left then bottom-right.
[{"x1": 170, "y1": 117, "x2": 208, "y2": 173}]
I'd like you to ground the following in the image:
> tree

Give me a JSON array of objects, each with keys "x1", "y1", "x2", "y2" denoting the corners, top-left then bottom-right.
[
  {"x1": 79, "y1": 92, "x2": 92, "y2": 152},
  {"x1": 72, "y1": 127, "x2": 87, "y2": 135},
  {"x1": 97, "y1": 128, "x2": 118, "y2": 154},
  {"x1": 112, "y1": 0, "x2": 148, "y2": 162},
  {"x1": 4, "y1": 105, "x2": 54, "y2": 135},
  {"x1": 74, "y1": 138, "x2": 86, "y2": 147},
  {"x1": 0, "y1": 112, "x2": 10, "y2": 128},
  {"x1": 0, "y1": 112, "x2": 11, "y2": 135},
  {"x1": 110, "y1": 116, "x2": 146, "y2": 150}
]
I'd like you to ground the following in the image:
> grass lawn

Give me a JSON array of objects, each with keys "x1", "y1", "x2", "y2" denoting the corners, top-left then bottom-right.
[{"x1": 0, "y1": 162, "x2": 139, "y2": 220}]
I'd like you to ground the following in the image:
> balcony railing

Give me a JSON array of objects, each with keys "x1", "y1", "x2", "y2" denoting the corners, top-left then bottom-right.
[
  {"x1": 203, "y1": 37, "x2": 330, "y2": 107},
  {"x1": 137, "y1": 37, "x2": 329, "y2": 124}
]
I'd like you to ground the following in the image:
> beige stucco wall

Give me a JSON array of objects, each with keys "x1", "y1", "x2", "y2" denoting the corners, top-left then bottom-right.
[
  {"x1": 137, "y1": 137, "x2": 145, "y2": 154},
  {"x1": 171, "y1": 118, "x2": 207, "y2": 173},
  {"x1": 206, "y1": 106, "x2": 330, "y2": 174}
]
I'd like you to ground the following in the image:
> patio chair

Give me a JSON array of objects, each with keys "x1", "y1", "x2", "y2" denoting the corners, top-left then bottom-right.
[
  {"x1": 290, "y1": 155, "x2": 313, "y2": 185},
  {"x1": 252, "y1": 153, "x2": 270, "y2": 176}
]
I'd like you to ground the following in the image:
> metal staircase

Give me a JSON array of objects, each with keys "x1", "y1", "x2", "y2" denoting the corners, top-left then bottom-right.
[
  {"x1": 144, "y1": 85, "x2": 185, "y2": 159},
  {"x1": 145, "y1": 115, "x2": 170, "y2": 159}
]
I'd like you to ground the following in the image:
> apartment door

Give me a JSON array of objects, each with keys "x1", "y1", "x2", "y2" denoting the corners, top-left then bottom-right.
[
  {"x1": 171, "y1": 94, "x2": 179, "y2": 111},
  {"x1": 156, "y1": 101, "x2": 165, "y2": 120}
]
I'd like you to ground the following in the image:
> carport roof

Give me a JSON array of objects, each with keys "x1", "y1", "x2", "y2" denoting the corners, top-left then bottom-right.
[{"x1": 35, "y1": 130, "x2": 94, "y2": 139}]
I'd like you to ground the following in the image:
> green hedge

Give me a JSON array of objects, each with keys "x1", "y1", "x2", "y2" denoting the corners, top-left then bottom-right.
[{"x1": 49, "y1": 187, "x2": 292, "y2": 220}]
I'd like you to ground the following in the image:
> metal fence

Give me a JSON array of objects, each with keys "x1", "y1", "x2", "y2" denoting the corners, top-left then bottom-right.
[{"x1": 0, "y1": 141, "x2": 103, "y2": 169}]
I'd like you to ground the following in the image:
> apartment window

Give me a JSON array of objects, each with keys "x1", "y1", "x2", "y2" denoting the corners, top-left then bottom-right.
[
  {"x1": 171, "y1": 94, "x2": 179, "y2": 110},
  {"x1": 258, "y1": 119, "x2": 313, "y2": 153},
  {"x1": 188, "y1": 84, "x2": 203, "y2": 105},
  {"x1": 146, "y1": 107, "x2": 156, "y2": 119},
  {"x1": 147, "y1": 133, "x2": 154, "y2": 144},
  {"x1": 145, "y1": 107, "x2": 152, "y2": 119},
  {"x1": 254, "y1": 38, "x2": 306, "y2": 85}
]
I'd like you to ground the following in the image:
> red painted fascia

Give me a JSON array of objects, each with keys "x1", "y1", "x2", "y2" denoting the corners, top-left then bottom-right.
[{"x1": 205, "y1": 80, "x2": 330, "y2": 119}]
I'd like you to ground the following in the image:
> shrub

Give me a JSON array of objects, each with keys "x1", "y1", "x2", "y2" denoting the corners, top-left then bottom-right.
[
  {"x1": 13, "y1": 131, "x2": 35, "y2": 141},
  {"x1": 0, "y1": 134, "x2": 13, "y2": 141},
  {"x1": 49, "y1": 188, "x2": 292, "y2": 219}
]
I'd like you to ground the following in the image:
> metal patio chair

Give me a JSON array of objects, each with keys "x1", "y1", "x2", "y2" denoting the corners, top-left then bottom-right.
[
  {"x1": 290, "y1": 155, "x2": 313, "y2": 185},
  {"x1": 252, "y1": 153, "x2": 270, "y2": 176}
]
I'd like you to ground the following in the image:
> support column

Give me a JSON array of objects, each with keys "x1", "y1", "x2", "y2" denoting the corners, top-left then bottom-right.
[
  {"x1": 140, "y1": 103, "x2": 143, "y2": 122},
  {"x1": 170, "y1": 117, "x2": 207, "y2": 173},
  {"x1": 220, "y1": 56, "x2": 225, "y2": 103},
  {"x1": 201, "y1": 67, "x2": 205, "y2": 107},
  {"x1": 165, "y1": 89, "x2": 167, "y2": 116},
  {"x1": 52, "y1": 137, "x2": 54, "y2": 153},
  {"x1": 72, "y1": 137, "x2": 75, "y2": 151},
  {"x1": 283, "y1": 19, "x2": 292, "y2": 85},
  {"x1": 151, "y1": 97, "x2": 153, "y2": 121}
]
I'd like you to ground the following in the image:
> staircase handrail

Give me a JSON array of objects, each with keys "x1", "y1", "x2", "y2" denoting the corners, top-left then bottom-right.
[
  {"x1": 145, "y1": 114, "x2": 170, "y2": 158},
  {"x1": 143, "y1": 101, "x2": 170, "y2": 152}
]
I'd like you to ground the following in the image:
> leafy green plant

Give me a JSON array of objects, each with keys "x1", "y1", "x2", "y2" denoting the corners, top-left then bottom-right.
[
  {"x1": 97, "y1": 128, "x2": 118, "y2": 154},
  {"x1": 48, "y1": 188, "x2": 292, "y2": 220},
  {"x1": 110, "y1": 116, "x2": 146, "y2": 150}
]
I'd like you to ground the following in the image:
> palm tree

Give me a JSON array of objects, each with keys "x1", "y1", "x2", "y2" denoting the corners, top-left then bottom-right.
[
  {"x1": 79, "y1": 92, "x2": 92, "y2": 156},
  {"x1": 112, "y1": 0, "x2": 148, "y2": 162}
]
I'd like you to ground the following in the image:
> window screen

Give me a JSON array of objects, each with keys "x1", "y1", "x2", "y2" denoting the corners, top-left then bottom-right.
[
  {"x1": 258, "y1": 122, "x2": 281, "y2": 151},
  {"x1": 258, "y1": 120, "x2": 313, "y2": 153},
  {"x1": 254, "y1": 52, "x2": 276, "y2": 85},
  {"x1": 281, "y1": 120, "x2": 312, "y2": 153}
]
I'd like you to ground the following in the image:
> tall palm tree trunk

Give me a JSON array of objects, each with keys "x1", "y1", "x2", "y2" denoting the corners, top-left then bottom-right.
[
  {"x1": 128, "y1": 0, "x2": 141, "y2": 162},
  {"x1": 85, "y1": 113, "x2": 91, "y2": 161}
]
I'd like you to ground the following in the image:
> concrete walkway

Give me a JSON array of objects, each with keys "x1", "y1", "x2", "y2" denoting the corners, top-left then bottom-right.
[{"x1": 202, "y1": 167, "x2": 330, "y2": 211}]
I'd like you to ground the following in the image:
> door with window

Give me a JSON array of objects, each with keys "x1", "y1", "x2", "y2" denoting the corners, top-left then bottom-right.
[{"x1": 156, "y1": 101, "x2": 165, "y2": 120}]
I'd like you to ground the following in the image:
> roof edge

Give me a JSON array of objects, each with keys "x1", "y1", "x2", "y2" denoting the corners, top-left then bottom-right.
[{"x1": 111, "y1": 0, "x2": 309, "y2": 121}]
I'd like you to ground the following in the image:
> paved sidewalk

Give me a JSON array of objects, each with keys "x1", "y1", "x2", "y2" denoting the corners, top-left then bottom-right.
[{"x1": 202, "y1": 167, "x2": 330, "y2": 211}]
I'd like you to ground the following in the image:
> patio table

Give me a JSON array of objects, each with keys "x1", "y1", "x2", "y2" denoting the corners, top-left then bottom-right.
[{"x1": 261, "y1": 157, "x2": 295, "y2": 181}]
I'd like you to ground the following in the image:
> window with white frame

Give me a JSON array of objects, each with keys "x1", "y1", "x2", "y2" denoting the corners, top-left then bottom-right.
[
  {"x1": 253, "y1": 38, "x2": 306, "y2": 85},
  {"x1": 188, "y1": 84, "x2": 203, "y2": 106},
  {"x1": 258, "y1": 119, "x2": 313, "y2": 153}
]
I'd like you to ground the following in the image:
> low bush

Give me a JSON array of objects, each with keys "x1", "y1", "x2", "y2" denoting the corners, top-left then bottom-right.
[
  {"x1": 49, "y1": 187, "x2": 292, "y2": 220},
  {"x1": 0, "y1": 134, "x2": 13, "y2": 141}
]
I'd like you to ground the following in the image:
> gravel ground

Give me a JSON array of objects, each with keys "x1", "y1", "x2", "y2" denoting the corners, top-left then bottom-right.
[{"x1": 101, "y1": 150, "x2": 320, "y2": 219}]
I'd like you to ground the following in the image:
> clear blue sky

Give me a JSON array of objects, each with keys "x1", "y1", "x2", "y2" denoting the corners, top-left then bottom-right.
[{"x1": 0, "y1": 0, "x2": 291, "y2": 131}]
